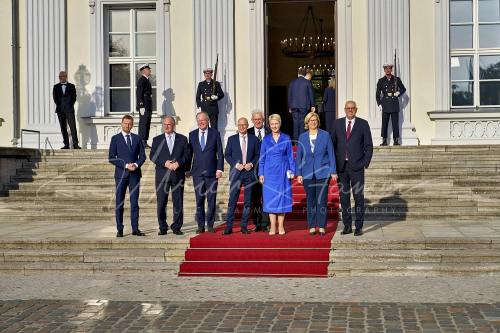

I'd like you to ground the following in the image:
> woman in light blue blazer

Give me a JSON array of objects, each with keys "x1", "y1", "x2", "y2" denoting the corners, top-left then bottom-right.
[{"x1": 296, "y1": 112, "x2": 337, "y2": 236}]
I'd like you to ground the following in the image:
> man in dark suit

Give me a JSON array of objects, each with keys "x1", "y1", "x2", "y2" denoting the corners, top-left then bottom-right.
[
  {"x1": 108, "y1": 115, "x2": 146, "y2": 237},
  {"x1": 150, "y1": 116, "x2": 190, "y2": 236},
  {"x1": 322, "y1": 78, "x2": 337, "y2": 136},
  {"x1": 136, "y1": 63, "x2": 153, "y2": 147},
  {"x1": 288, "y1": 67, "x2": 315, "y2": 141},
  {"x1": 196, "y1": 68, "x2": 225, "y2": 131},
  {"x1": 376, "y1": 63, "x2": 406, "y2": 146},
  {"x1": 331, "y1": 100, "x2": 373, "y2": 236},
  {"x1": 52, "y1": 71, "x2": 80, "y2": 149},
  {"x1": 223, "y1": 117, "x2": 260, "y2": 235},
  {"x1": 188, "y1": 112, "x2": 224, "y2": 233},
  {"x1": 247, "y1": 111, "x2": 271, "y2": 232}
]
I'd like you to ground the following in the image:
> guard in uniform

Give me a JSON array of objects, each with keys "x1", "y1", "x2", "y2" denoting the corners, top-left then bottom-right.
[
  {"x1": 136, "y1": 63, "x2": 153, "y2": 147},
  {"x1": 376, "y1": 63, "x2": 406, "y2": 146},
  {"x1": 196, "y1": 68, "x2": 224, "y2": 131}
]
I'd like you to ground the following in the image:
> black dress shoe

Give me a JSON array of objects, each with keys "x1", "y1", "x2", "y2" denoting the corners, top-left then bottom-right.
[
  {"x1": 196, "y1": 227, "x2": 205, "y2": 234},
  {"x1": 61, "y1": 146, "x2": 70, "y2": 149},
  {"x1": 262, "y1": 226, "x2": 270, "y2": 232},
  {"x1": 222, "y1": 229, "x2": 232, "y2": 235},
  {"x1": 172, "y1": 230, "x2": 184, "y2": 235},
  {"x1": 341, "y1": 226, "x2": 353, "y2": 235},
  {"x1": 380, "y1": 139, "x2": 388, "y2": 146},
  {"x1": 354, "y1": 229, "x2": 363, "y2": 236},
  {"x1": 132, "y1": 230, "x2": 146, "y2": 236},
  {"x1": 116, "y1": 231, "x2": 123, "y2": 238},
  {"x1": 73, "y1": 145, "x2": 81, "y2": 149},
  {"x1": 158, "y1": 230, "x2": 168, "y2": 236},
  {"x1": 207, "y1": 227, "x2": 215, "y2": 233},
  {"x1": 241, "y1": 229, "x2": 250, "y2": 234},
  {"x1": 254, "y1": 226, "x2": 262, "y2": 232}
]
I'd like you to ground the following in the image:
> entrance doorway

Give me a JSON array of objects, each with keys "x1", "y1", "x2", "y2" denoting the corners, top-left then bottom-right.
[{"x1": 265, "y1": 0, "x2": 336, "y2": 136}]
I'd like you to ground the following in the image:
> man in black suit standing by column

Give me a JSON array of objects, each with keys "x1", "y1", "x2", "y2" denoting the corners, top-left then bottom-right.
[
  {"x1": 331, "y1": 100, "x2": 373, "y2": 236},
  {"x1": 188, "y1": 112, "x2": 224, "y2": 234},
  {"x1": 150, "y1": 116, "x2": 190, "y2": 236},
  {"x1": 136, "y1": 63, "x2": 153, "y2": 148},
  {"x1": 196, "y1": 68, "x2": 225, "y2": 131},
  {"x1": 53, "y1": 71, "x2": 80, "y2": 149},
  {"x1": 247, "y1": 110, "x2": 270, "y2": 232}
]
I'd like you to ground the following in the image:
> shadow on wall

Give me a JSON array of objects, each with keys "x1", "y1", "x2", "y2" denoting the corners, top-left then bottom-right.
[
  {"x1": 74, "y1": 64, "x2": 101, "y2": 148},
  {"x1": 162, "y1": 88, "x2": 176, "y2": 119}
]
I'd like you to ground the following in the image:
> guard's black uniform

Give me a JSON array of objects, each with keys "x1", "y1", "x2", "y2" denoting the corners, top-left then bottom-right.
[
  {"x1": 136, "y1": 75, "x2": 153, "y2": 143},
  {"x1": 376, "y1": 75, "x2": 406, "y2": 142},
  {"x1": 195, "y1": 80, "x2": 224, "y2": 130}
]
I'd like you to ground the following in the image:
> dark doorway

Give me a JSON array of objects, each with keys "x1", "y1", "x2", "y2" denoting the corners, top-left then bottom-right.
[{"x1": 265, "y1": 0, "x2": 336, "y2": 136}]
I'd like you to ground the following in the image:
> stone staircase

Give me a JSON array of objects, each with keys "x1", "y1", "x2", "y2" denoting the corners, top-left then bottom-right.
[{"x1": 0, "y1": 145, "x2": 499, "y2": 276}]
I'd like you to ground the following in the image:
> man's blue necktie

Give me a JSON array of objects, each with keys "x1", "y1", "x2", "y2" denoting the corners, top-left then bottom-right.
[
  {"x1": 126, "y1": 134, "x2": 132, "y2": 150},
  {"x1": 200, "y1": 131, "x2": 206, "y2": 151}
]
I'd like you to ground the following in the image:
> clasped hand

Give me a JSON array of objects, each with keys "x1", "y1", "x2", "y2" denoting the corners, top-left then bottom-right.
[
  {"x1": 164, "y1": 160, "x2": 179, "y2": 170},
  {"x1": 236, "y1": 163, "x2": 253, "y2": 171}
]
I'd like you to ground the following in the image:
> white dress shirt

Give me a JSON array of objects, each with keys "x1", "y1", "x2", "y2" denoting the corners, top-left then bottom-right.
[
  {"x1": 61, "y1": 82, "x2": 67, "y2": 95},
  {"x1": 254, "y1": 127, "x2": 265, "y2": 139},
  {"x1": 345, "y1": 117, "x2": 356, "y2": 131},
  {"x1": 164, "y1": 132, "x2": 176, "y2": 153}
]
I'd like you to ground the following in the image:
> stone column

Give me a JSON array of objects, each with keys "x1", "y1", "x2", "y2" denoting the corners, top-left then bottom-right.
[
  {"x1": 26, "y1": 0, "x2": 67, "y2": 148},
  {"x1": 368, "y1": 0, "x2": 419, "y2": 145},
  {"x1": 194, "y1": 0, "x2": 236, "y2": 141}
]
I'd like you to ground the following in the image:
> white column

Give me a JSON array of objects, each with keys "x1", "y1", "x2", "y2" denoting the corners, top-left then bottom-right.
[
  {"x1": 337, "y1": 0, "x2": 353, "y2": 107},
  {"x1": 26, "y1": 0, "x2": 66, "y2": 148},
  {"x1": 194, "y1": 0, "x2": 236, "y2": 141},
  {"x1": 368, "y1": 0, "x2": 419, "y2": 145},
  {"x1": 435, "y1": 0, "x2": 450, "y2": 112},
  {"x1": 249, "y1": 0, "x2": 265, "y2": 114}
]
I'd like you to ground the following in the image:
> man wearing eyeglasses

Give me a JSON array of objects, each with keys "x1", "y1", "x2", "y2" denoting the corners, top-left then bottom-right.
[{"x1": 330, "y1": 101, "x2": 373, "y2": 236}]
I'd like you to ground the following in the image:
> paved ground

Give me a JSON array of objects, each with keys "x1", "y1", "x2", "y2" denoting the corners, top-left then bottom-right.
[
  {"x1": 0, "y1": 218, "x2": 500, "y2": 240},
  {"x1": 1, "y1": 299, "x2": 500, "y2": 333}
]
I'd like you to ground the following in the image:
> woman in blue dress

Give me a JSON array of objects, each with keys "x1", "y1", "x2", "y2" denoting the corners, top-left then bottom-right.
[{"x1": 258, "y1": 114, "x2": 295, "y2": 235}]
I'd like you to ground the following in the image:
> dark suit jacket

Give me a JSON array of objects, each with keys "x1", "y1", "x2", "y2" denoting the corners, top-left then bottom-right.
[
  {"x1": 247, "y1": 126, "x2": 271, "y2": 139},
  {"x1": 136, "y1": 75, "x2": 153, "y2": 111},
  {"x1": 322, "y1": 87, "x2": 336, "y2": 113},
  {"x1": 224, "y1": 133, "x2": 260, "y2": 182},
  {"x1": 52, "y1": 82, "x2": 77, "y2": 114},
  {"x1": 149, "y1": 133, "x2": 190, "y2": 183},
  {"x1": 108, "y1": 132, "x2": 146, "y2": 179},
  {"x1": 188, "y1": 127, "x2": 224, "y2": 177},
  {"x1": 288, "y1": 76, "x2": 314, "y2": 110},
  {"x1": 331, "y1": 117, "x2": 373, "y2": 172},
  {"x1": 195, "y1": 80, "x2": 225, "y2": 115},
  {"x1": 376, "y1": 75, "x2": 406, "y2": 114}
]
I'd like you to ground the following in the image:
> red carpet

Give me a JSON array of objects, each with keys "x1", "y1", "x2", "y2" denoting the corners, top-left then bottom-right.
[{"x1": 179, "y1": 148, "x2": 340, "y2": 277}]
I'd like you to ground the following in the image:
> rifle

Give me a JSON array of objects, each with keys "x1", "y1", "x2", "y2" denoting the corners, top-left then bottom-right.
[
  {"x1": 393, "y1": 49, "x2": 399, "y2": 95},
  {"x1": 212, "y1": 54, "x2": 219, "y2": 95}
]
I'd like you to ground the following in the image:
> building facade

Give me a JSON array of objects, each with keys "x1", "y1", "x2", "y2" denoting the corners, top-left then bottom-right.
[{"x1": 1, "y1": 0, "x2": 500, "y2": 148}]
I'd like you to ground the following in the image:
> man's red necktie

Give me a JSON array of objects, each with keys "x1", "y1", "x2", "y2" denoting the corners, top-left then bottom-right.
[{"x1": 346, "y1": 120, "x2": 352, "y2": 140}]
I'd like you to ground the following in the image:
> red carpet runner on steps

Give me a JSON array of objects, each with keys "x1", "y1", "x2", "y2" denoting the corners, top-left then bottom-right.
[{"x1": 179, "y1": 148, "x2": 340, "y2": 277}]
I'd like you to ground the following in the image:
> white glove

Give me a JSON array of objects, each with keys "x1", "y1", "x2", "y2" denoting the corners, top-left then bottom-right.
[
  {"x1": 394, "y1": 91, "x2": 401, "y2": 97},
  {"x1": 139, "y1": 107, "x2": 145, "y2": 116},
  {"x1": 377, "y1": 105, "x2": 382, "y2": 112},
  {"x1": 211, "y1": 95, "x2": 218, "y2": 101}
]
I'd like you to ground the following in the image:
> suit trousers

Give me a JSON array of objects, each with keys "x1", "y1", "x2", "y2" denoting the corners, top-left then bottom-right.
[
  {"x1": 156, "y1": 179, "x2": 184, "y2": 232},
  {"x1": 192, "y1": 175, "x2": 218, "y2": 228},
  {"x1": 57, "y1": 111, "x2": 79, "y2": 147},
  {"x1": 338, "y1": 161, "x2": 365, "y2": 230},
  {"x1": 291, "y1": 108, "x2": 308, "y2": 142},
  {"x1": 139, "y1": 110, "x2": 152, "y2": 142},
  {"x1": 251, "y1": 182, "x2": 269, "y2": 227},
  {"x1": 115, "y1": 175, "x2": 141, "y2": 232},
  {"x1": 381, "y1": 112, "x2": 400, "y2": 140},
  {"x1": 303, "y1": 177, "x2": 330, "y2": 229},
  {"x1": 225, "y1": 171, "x2": 254, "y2": 230}
]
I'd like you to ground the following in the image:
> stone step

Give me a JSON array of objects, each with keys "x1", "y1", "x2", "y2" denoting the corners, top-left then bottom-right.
[
  {"x1": 0, "y1": 239, "x2": 189, "y2": 250},
  {"x1": 329, "y1": 262, "x2": 500, "y2": 277},
  {"x1": 0, "y1": 262, "x2": 179, "y2": 275},
  {"x1": 331, "y1": 249, "x2": 500, "y2": 263},
  {"x1": 1, "y1": 248, "x2": 185, "y2": 263},
  {"x1": 331, "y1": 238, "x2": 498, "y2": 250}
]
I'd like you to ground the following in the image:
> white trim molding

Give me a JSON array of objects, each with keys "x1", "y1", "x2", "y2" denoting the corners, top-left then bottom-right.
[
  {"x1": 249, "y1": 0, "x2": 265, "y2": 114},
  {"x1": 337, "y1": 0, "x2": 353, "y2": 108},
  {"x1": 428, "y1": 111, "x2": 500, "y2": 144},
  {"x1": 193, "y1": 0, "x2": 236, "y2": 141},
  {"x1": 434, "y1": 0, "x2": 450, "y2": 112},
  {"x1": 368, "y1": 0, "x2": 419, "y2": 145}
]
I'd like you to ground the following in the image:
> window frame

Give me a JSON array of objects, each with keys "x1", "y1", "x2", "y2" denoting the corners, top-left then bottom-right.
[
  {"x1": 450, "y1": 0, "x2": 500, "y2": 108},
  {"x1": 104, "y1": 7, "x2": 157, "y2": 115}
]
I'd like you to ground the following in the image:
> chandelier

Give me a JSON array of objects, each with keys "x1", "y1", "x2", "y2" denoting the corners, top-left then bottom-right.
[
  {"x1": 300, "y1": 64, "x2": 335, "y2": 79},
  {"x1": 280, "y1": 6, "x2": 335, "y2": 58}
]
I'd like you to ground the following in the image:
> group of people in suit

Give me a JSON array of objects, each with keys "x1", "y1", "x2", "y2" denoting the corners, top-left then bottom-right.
[{"x1": 108, "y1": 99, "x2": 373, "y2": 238}]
